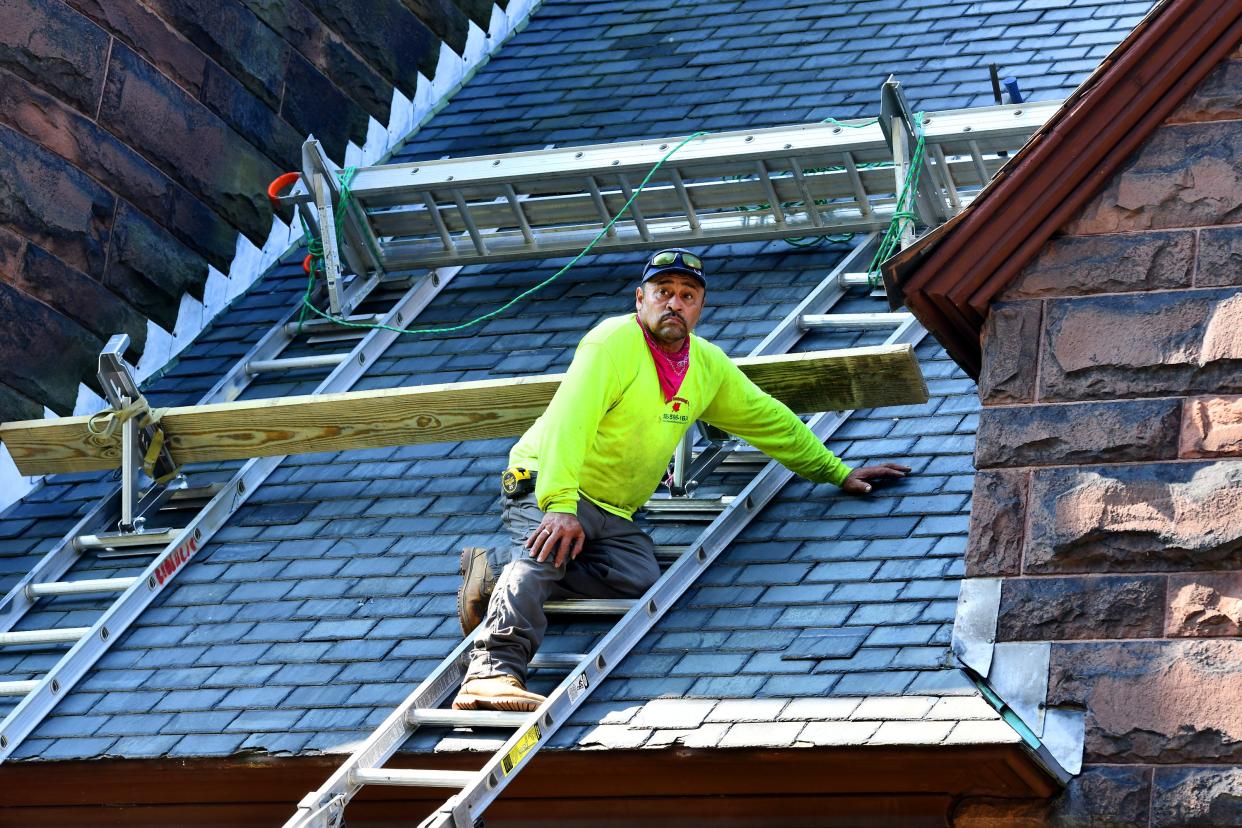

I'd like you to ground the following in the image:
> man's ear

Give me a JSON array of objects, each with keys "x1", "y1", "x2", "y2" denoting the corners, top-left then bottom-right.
[{"x1": 635, "y1": 284, "x2": 644, "y2": 310}]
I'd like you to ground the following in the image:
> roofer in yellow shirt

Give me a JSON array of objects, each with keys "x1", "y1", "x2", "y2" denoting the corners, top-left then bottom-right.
[{"x1": 453, "y1": 248, "x2": 909, "y2": 711}]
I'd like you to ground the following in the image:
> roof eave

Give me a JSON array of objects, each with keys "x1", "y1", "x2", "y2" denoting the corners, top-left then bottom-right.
[
  {"x1": 1, "y1": 743, "x2": 1060, "y2": 824},
  {"x1": 885, "y1": 0, "x2": 1242, "y2": 377}
]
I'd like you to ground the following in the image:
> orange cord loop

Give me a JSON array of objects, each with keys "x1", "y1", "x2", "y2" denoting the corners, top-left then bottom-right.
[{"x1": 267, "y1": 172, "x2": 301, "y2": 211}]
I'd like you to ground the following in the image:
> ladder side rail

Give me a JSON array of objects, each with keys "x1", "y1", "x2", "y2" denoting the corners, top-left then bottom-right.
[
  {"x1": 438, "y1": 316, "x2": 929, "y2": 828},
  {"x1": 302, "y1": 139, "x2": 386, "y2": 279},
  {"x1": 0, "y1": 223, "x2": 410, "y2": 637},
  {"x1": 0, "y1": 267, "x2": 461, "y2": 762},
  {"x1": 1, "y1": 284, "x2": 321, "y2": 633},
  {"x1": 285, "y1": 638, "x2": 478, "y2": 828}
]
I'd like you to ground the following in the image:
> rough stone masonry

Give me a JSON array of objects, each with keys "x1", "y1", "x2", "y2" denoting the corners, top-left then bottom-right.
[{"x1": 956, "y1": 43, "x2": 1242, "y2": 828}]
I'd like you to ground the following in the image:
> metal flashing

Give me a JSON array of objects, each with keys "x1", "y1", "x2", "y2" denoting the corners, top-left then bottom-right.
[
  {"x1": 989, "y1": 642, "x2": 1049, "y2": 734},
  {"x1": 951, "y1": 577, "x2": 1000, "y2": 675}
]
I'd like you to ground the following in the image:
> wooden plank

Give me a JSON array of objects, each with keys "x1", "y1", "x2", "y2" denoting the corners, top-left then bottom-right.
[{"x1": 0, "y1": 346, "x2": 927, "y2": 476}]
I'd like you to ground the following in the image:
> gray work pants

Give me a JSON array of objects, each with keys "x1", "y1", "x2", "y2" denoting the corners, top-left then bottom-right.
[{"x1": 466, "y1": 492, "x2": 660, "y2": 684}]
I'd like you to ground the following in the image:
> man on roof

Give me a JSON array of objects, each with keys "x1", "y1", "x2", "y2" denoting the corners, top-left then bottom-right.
[{"x1": 452, "y1": 248, "x2": 909, "y2": 711}]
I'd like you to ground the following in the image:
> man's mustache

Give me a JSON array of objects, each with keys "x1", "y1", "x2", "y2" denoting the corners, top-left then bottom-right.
[{"x1": 661, "y1": 312, "x2": 685, "y2": 324}]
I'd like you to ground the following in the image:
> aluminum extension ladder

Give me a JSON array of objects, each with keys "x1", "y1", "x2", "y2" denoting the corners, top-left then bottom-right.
[
  {"x1": 278, "y1": 82, "x2": 1059, "y2": 316},
  {"x1": 283, "y1": 239, "x2": 929, "y2": 828},
  {"x1": 0, "y1": 262, "x2": 466, "y2": 761}
]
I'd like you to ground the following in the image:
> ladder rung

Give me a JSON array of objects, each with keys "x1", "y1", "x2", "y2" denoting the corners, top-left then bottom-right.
[
  {"x1": 799, "y1": 312, "x2": 914, "y2": 330},
  {"x1": 26, "y1": 577, "x2": 137, "y2": 598},
  {"x1": 351, "y1": 768, "x2": 476, "y2": 788},
  {"x1": 306, "y1": 331, "x2": 368, "y2": 346},
  {"x1": 0, "y1": 680, "x2": 38, "y2": 696},
  {"x1": 644, "y1": 497, "x2": 730, "y2": 513},
  {"x1": 529, "y1": 652, "x2": 586, "y2": 668},
  {"x1": 543, "y1": 599, "x2": 635, "y2": 615},
  {"x1": 167, "y1": 483, "x2": 226, "y2": 502},
  {"x1": 285, "y1": 314, "x2": 381, "y2": 335},
  {"x1": 0, "y1": 627, "x2": 90, "y2": 646},
  {"x1": 247, "y1": 354, "x2": 348, "y2": 374},
  {"x1": 839, "y1": 272, "x2": 874, "y2": 288},
  {"x1": 653, "y1": 545, "x2": 685, "y2": 561},
  {"x1": 73, "y1": 529, "x2": 179, "y2": 552},
  {"x1": 718, "y1": 450, "x2": 766, "y2": 465},
  {"x1": 407, "y1": 709, "x2": 530, "y2": 729}
]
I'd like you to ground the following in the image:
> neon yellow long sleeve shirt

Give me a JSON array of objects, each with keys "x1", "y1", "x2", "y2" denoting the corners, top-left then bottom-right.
[{"x1": 510, "y1": 315, "x2": 852, "y2": 520}]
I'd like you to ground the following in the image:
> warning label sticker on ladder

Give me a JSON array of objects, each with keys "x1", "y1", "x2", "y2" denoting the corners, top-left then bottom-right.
[
  {"x1": 501, "y1": 725, "x2": 541, "y2": 775},
  {"x1": 567, "y1": 673, "x2": 589, "y2": 704}
]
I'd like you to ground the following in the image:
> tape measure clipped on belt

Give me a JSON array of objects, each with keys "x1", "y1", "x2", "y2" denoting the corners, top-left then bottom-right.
[{"x1": 501, "y1": 466, "x2": 536, "y2": 497}]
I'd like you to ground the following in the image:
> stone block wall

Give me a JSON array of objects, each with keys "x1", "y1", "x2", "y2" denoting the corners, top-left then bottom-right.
[
  {"x1": 955, "y1": 46, "x2": 1242, "y2": 827},
  {"x1": 0, "y1": 0, "x2": 500, "y2": 423}
]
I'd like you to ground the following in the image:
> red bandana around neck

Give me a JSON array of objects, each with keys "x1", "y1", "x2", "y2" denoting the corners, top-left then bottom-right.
[{"x1": 636, "y1": 314, "x2": 690, "y2": 403}]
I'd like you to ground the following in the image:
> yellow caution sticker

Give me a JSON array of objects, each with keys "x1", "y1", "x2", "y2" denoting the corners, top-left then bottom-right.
[{"x1": 501, "y1": 724, "x2": 541, "y2": 775}]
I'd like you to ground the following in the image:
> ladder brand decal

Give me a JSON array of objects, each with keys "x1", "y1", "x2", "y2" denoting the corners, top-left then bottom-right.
[
  {"x1": 154, "y1": 536, "x2": 198, "y2": 586},
  {"x1": 501, "y1": 724, "x2": 541, "y2": 775}
]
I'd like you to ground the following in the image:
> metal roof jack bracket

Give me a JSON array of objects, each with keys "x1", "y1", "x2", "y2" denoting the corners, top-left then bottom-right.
[
  {"x1": 879, "y1": 77, "x2": 957, "y2": 229},
  {"x1": 91, "y1": 334, "x2": 183, "y2": 540},
  {"x1": 301, "y1": 137, "x2": 388, "y2": 317}
]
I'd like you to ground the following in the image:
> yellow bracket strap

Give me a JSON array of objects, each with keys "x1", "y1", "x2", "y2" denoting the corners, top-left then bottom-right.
[{"x1": 86, "y1": 399, "x2": 180, "y2": 484}]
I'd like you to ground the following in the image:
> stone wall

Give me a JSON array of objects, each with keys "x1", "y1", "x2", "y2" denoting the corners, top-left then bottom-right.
[
  {"x1": 955, "y1": 44, "x2": 1242, "y2": 827},
  {"x1": 0, "y1": 0, "x2": 504, "y2": 423}
]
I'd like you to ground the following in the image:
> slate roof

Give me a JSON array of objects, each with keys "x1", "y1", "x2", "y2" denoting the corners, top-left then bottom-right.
[{"x1": 0, "y1": 0, "x2": 1149, "y2": 765}]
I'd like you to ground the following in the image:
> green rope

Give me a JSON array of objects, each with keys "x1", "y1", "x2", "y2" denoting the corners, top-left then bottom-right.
[
  {"x1": 298, "y1": 132, "x2": 709, "y2": 336},
  {"x1": 821, "y1": 115, "x2": 879, "y2": 128},
  {"x1": 297, "y1": 166, "x2": 359, "y2": 333},
  {"x1": 865, "y1": 113, "x2": 927, "y2": 287}
]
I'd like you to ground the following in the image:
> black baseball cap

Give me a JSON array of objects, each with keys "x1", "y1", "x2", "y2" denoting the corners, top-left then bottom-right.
[{"x1": 641, "y1": 248, "x2": 706, "y2": 287}]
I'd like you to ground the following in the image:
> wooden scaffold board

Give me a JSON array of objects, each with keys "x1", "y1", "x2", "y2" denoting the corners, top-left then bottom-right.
[{"x1": 1, "y1": 345, "x2": 927, "y2": 476}]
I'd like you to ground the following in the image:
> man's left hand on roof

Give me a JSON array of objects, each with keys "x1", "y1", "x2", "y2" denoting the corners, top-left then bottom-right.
[{"x1": 840, "y1": 462, "x2": 912, "y2": 494}]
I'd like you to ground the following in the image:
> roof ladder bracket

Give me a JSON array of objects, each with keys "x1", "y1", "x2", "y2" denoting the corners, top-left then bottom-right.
[
  {"x1": 879, "y1": 77, "x2": 953, "y2": 229},
  {"x1": 94, "y1": 334, "x2": 182, "y2": 538},
  {"x1": 301, "y1": 138, "x2": 387, "y2": 317}
]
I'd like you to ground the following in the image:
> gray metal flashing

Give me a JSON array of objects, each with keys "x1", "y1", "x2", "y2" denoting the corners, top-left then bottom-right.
[
  {"x1": 953, "y1": 582, "x2": 1084, "y2": 783},
  {"x1": 951, "y1": 577, "x2": 1000, "y2": 675},
  {"x1": 989, "y1": 642, "x2": 1049, "y2": 735}
]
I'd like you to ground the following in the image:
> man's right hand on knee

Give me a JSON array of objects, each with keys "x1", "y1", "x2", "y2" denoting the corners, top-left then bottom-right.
[{"x1": 525, "y1": 511, "x2": 584, "y2": 567}]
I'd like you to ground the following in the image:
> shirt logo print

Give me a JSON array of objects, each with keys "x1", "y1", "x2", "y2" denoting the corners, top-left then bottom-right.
[{"x1": 662, "y1": 396, "x2": 691, "y2": 424}]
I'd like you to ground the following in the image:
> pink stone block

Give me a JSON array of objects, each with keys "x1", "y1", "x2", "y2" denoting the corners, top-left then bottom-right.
[{"x1": 1181, "y1": 395, "x2": 1242, "y2": 458}]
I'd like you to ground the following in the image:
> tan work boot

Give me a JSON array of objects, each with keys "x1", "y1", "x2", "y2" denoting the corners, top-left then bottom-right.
[
  {"x1": 457, "y1": 546, "x2": 497, "y2": 636},
  {"x1": 452, "y1": 675, "x2": 546, "y2": 712}
]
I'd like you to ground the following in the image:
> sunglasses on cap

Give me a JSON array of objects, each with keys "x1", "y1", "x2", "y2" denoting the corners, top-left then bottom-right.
[
  {"x1": 642, "y1": 248, "x2": 706, "y2": 286},
  {"x1": 651, "y1": 250, "x2": 702, "y2": 271}
]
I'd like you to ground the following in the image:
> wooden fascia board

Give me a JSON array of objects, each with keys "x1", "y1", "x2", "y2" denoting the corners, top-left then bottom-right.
[
  {"x1": 0, "y1": 744, "x2": 1060, "y2": 822},
  {"x1": 891, "y1": 0, "x2": 1242, "y2": 373}
]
